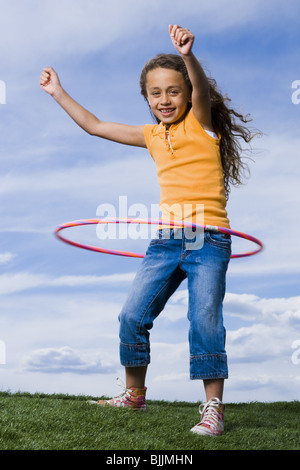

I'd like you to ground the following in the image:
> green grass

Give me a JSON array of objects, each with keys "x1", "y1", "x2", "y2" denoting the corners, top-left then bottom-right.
[{"x1": 0, "y1": 392, "x2": 299, "y2": 450}]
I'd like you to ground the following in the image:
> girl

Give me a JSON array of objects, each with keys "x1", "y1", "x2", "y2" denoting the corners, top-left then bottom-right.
[{"x1": 40, "y1": 25, "x2": 257, "y2": 436}]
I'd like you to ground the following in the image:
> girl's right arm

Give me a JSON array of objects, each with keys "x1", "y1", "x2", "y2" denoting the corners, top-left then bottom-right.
[{"x1": 40, "y1": 67, "x2": 146, "y2": 148}]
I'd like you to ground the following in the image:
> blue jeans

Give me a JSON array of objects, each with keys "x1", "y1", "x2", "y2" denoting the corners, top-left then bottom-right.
[{"x1": 119, "y1": 228, "x2": 231, "y2": 380}]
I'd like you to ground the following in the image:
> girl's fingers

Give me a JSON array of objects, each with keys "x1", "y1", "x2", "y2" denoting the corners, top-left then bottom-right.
[
  {"x1": 177, "y1": 30, "x2": 192, "y2": 43},
  {"x1": 170, "y1": 25, "x2": 192, "y2": 46},
  {"x1": 170, "y1": 24, "x2": 181, "y2": 42},
  {"x1": 40, "y1": 72, "x2": 50, "y2": 84},
  {"x1": 41, "y1": 67, "x2": 55, "y2": 80},
  {"x1": 43, "y1": 66, "x2": 54, "y2": 73}
]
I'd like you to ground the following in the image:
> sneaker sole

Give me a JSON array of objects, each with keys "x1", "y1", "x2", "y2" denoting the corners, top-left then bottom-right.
[{"x1": 190, "y1": 426, "x2": 222, "y2": 437}]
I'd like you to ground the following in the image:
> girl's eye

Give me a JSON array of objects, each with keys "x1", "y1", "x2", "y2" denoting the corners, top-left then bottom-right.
[{"x1": 169, "y1": 90, "x2": 178, "y2": 95}]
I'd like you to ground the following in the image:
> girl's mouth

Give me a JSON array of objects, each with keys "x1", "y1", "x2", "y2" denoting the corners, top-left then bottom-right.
[{"x1": 159, "y1": 108, "x2": 175, "y2": 117}]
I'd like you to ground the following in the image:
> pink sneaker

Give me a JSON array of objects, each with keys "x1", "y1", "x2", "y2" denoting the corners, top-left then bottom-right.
[
  {"x1": 88, "y1": 378, "x2": 147, "y2": 411},
  {"x1": 190, "y1": 397, "x2": 225, "y2": 436}
]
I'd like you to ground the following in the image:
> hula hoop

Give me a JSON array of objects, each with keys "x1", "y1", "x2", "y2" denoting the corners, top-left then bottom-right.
[{"x1": 54, "y1": 218, "x2": 263, "y2": 259}]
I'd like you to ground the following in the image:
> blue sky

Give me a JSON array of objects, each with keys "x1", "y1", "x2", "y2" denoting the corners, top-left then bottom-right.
[{"x1": 0, "y1": 0, "x2": 300, "y2": 403}]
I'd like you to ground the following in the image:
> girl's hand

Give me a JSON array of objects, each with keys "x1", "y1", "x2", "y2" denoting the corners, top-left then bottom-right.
[
  {"x1": 40, "y1": 67, "x2": 62, "y2": 97},
  {"x1": 169, "y1": 24, "x2": 194, "y2": 56}
]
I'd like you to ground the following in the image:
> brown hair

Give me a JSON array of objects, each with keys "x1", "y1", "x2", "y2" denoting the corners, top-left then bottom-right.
[{"x1": 140, "y1": 53, "x2": 260, "y2": 199}]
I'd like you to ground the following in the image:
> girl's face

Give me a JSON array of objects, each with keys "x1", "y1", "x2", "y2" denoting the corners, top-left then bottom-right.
[{"x1": 145, "y1": 67, "x2": 191, "y2": 127}]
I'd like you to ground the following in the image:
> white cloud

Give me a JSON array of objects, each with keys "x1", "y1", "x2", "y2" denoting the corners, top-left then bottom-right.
[
  {"x1": 21, "y1": 346, "x2": 118, "y2": 374},
  {"x1": 227, "y1": 323, "x2": 294, "y2": 363},
  {"x1": 0, "y1": 156, "x2": 155, "y2": 199},
  {"x1": 0, "y1": 252, "x2": 16, "y2": 265},
  {"x1": 155, "y1": 291, "x2": 300, "y2": 398},
  {"x1": 0, "y1": 1, "x2": 132, "y2": 65},
  {"x1": 0, "y1": 273, "x2": 49, "y2": 295},
  {"x1": 225, "y1": 293, "x2": 300, "y2": 325},
  {"x1": 1, "y1": 0, "x2": 298, "y2": 69},
  {"x1": 0, "y1": 271, "x2": 135, "y2": 295}
]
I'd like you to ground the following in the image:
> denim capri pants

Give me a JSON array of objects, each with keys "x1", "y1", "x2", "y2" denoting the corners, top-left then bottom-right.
[{"x1": 118, "y1": 228, "x2": 231, "y2": 380}]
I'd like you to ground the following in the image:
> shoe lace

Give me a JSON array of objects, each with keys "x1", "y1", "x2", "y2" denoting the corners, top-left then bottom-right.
[
  {"x1": 199, "y1": 397, "x2": 223, "y2": 429},
  {"x1": 113, "y1": 377, "x2": 130, "y2": 398}
]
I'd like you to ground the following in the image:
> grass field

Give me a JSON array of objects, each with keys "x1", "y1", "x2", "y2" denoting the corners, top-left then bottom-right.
[{"x1": 0, "y1": 392, "x2": 299, "y2": 451}]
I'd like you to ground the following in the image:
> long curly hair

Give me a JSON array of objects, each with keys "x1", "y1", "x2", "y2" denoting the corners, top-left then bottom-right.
[{"x1": 140, "y1": 54, "x2": 260, "y2": 199}]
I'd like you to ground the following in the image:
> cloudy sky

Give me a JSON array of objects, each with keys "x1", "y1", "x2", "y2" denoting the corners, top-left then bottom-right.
[{"x1": 0, "y1": 0, "x2": 300, "y2": 403}]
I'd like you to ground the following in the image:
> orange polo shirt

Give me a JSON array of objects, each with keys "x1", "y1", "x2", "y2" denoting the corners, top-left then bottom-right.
[{"x1": 143, "y1": 109, "x2": 230, "y2": 230}]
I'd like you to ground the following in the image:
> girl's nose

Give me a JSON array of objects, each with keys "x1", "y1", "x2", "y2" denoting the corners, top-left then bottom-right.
[{"x1": 160, "y1": 92, "x2": 171, "y2": 104}]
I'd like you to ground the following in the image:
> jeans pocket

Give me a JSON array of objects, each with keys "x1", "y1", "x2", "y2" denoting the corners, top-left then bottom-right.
[{"x1": 205, "y1": 231, "x2": 232, "y2": 250}]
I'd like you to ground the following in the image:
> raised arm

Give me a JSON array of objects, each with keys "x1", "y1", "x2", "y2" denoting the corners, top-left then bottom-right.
[
  {"x1": 169, "y1": 25, "x2": 213, "y2": 132},
  {"x1": 40, "y1": 67, "x2": 146, "y2": 147}
]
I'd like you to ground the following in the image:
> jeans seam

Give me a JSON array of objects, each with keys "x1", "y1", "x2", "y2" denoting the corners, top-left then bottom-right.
[
  {"x1": 190, "y1": 374, "x2": 228, "y2": 380},
  {"x1": 120, "y1": 341, "x2": 149, "y2": 348},
  {"x1": 190, "y1": 353, "x2": 227, "y2": 359}
]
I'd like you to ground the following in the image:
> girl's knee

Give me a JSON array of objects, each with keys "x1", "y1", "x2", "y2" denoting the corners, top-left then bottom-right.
[{"x1": 119, "y1": 308, "x2": 141, "y2": 343}]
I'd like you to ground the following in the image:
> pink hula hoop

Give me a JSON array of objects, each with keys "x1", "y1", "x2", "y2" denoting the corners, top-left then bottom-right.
[{"x1": 54, "y1": 218, "x2": 263, "y2": 259}]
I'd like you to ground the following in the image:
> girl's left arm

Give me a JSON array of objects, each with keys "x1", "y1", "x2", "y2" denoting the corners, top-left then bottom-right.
[{"x1": 169, "y1": 25, "x2": 213, "y2": 132}]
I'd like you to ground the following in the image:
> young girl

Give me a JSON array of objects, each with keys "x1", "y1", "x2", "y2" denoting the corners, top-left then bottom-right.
[{"x1": 40, "y1": 25, "x2": 257, "y2": 436}]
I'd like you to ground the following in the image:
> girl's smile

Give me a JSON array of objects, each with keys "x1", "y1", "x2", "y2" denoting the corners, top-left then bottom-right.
[{"x1": 145, "y1": 68, "x2": 191, "y2": 127}]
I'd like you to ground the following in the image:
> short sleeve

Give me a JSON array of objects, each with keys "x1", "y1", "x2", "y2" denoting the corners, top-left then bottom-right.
[{"x1": 143, "y1": 124, "x2": 155, "y2": 159}]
